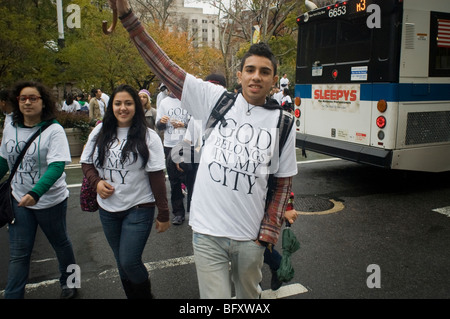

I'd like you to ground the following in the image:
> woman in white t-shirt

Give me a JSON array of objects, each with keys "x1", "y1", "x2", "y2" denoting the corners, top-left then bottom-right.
[
  {"x1": 0, "y1": 80, "x2": 76, "y2": 299},
  {"x1": 80, "y1": 84, "x2": 169, "y2": 299}
]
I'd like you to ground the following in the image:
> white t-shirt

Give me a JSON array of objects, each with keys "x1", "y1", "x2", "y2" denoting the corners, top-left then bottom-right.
[
  {"x1": 98, "y1": 98, "x2": 107, "y2": 118},
  {"x1": 281, "y1": 95, "x2": 292, "y2": 105},
  {"x1": 273, "y1": 91, "x2": 283, "y2": 105},
  {"x1": 2, "y1": 112, "x2": 13, "y2": 130},
  {"x1": 280, "y1": 77, "x2": 289, "y2": 89},
  {"x1": 80, "y1": 124, "x2": 165, "y2": 212},
  {"x1": 101, "y1": 93, "x2": 110, "y2": 108},
  {"x1": 156, "y1": 96, "x2": 190, "y2": 148},
  {"x1": 181, "y1": 74, "x2": 298, "y2": 241},
  {"x1": 0, "y1": 122, "x2": 71, "y2": 209},
  {"x1": 156, "y1": 90, "x2": 168, "y2": 109},
  {"x1": 62, "y1": 101, "x2": 81, "y2": 112}
]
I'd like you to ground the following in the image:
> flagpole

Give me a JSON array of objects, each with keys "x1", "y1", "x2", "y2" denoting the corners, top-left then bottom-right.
[{"x1": 56, "y1": 0, "x2": 65, "y2": 48}]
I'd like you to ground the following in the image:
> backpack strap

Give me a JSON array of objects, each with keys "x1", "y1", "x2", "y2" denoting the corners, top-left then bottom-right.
[
  {"x1": 7, "y1": 122, "x2": 52, "y2": 183},
  {"x1": 277, "y1": 109, "x2": 295, "y2": 156},
  {"x1": 202, "y1": 91, "x2": 236, "y2": 145}
]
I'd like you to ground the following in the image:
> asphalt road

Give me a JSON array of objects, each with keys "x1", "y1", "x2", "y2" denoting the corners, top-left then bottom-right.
[{"x1": 1, "y1": 151, "x2": 449, "y2": 307}]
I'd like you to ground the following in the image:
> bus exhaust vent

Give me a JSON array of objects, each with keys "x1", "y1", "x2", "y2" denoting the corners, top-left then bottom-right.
[
  {"x1": 406, "y1": 111, "x2": 450, "y2": 145},
  {"x1": 405, "y1": 23, "x2": 415, "y2": 49}
]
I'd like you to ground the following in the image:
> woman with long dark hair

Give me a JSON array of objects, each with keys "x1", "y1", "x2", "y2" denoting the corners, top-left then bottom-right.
[{"x1": 80, "y1": 84, "x2": 169, "y2": 298}]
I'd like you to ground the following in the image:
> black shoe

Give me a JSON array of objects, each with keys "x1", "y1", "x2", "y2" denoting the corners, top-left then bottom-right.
[
  {"x1": 130, "y1": 279, "x2": 154, "y2": 299},
  {"x1": 121, "y1": 279, "x2": 134, "y2": 299},
  {"x1": 270, "y1": 270, "x2": 283, "y2": 291},
  {"x1": 60, "y1": 285, "x2": 77, "y2": 299},
  {"x1": 172, "y1": 215, "x2": 185, "y2": 225}
]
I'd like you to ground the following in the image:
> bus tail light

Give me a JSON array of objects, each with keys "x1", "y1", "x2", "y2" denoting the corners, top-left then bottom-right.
[
  {"x1": 376, "y1": 116, "x2": 386, "y2": 128},
  {"x1": 295, "y1": 109, "x2": 301, "y2": 118},
  {"x1": 295, "y1": 96, "x2": 301, "y2": 106},
  {"x1": 332, "y1": 69, "x2": 338, "y2": 79}
]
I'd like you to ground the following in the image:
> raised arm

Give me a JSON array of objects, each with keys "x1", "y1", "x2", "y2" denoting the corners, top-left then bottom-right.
[{"x1": 108, "y1": 0, "x2": 186, "y2": 99}]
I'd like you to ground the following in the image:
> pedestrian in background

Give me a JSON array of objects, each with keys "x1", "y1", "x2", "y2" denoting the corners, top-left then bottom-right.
[
  {"x1": 88, "y1": 88, "x2": 106, "y2": 122},
  {"x1": 139, "y1": 89, "x2": 157, "y2": 130},
  {"x1": 109, "y1": 0, "x2": 297, "y2": 299},
  {"x1": 281, "y1": 88, "x2": 293, "y2": 113},
  {"x1": 0, "y1": 80, "x2": 77, "y2": 299},
  {"x1": 80, "y1": 84, "x2": 170, "y2": 298},
  {"x1": 280, "y1": 73, "x2": 290, "y2": 90},
  {"x1": 156, "y1": 90, "x2": 190, "y2": 225},
  {"x1": 1, "y1": 89, "x2": 13, "y2": 132},
  {"x1": 62, "y1": 92, "x2": 80, "y2": 112},
  {"x1": 77, "y1": 93, "x2": 89, "y2": 113}
]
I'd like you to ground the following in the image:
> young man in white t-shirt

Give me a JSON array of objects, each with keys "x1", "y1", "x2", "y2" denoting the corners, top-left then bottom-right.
[{"x1": 110, "y1": 0, "x2": 298, "y2": 299}]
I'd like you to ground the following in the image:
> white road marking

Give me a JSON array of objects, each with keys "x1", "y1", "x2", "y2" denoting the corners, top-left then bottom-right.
[
  {"x1": 32, "y1": 258, "x2": 57, "y2": 263},
  {"x1": 0, "y1": 255, "x2": 307, "y2": 298},
  {"x1": 261, "y1": 283, "x2": 308, "y2": 299},
  {"x1": 296, "y1": 157, "x2": 341, "y2": 165},
  {"x1": 432, "y1": 206, "x2": 450, "y2": 217}
]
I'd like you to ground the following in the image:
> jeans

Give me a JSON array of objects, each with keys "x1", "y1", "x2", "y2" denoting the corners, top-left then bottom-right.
[
  {"x1": 5, "y1": 198, "x2": 75, "y2": 299},
  {"x1": 192, "y1": 232, "x2": 265, "y2": 299},
  {"x1": 99, "y1": 206, "x2": 155, "y2": 284},
  {"x1": 165, "y1": 146, "x2": 186, "y2": 218}
]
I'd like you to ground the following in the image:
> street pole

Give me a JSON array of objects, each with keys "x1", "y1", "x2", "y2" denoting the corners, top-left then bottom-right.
[{"x1": 56, "y1": 0, "x2": 65, "y2": 48}]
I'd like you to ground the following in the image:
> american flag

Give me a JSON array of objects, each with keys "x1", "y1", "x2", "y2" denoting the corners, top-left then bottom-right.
[{"x1": 438, "y1": 19, "x2": 450, "y2": 48}]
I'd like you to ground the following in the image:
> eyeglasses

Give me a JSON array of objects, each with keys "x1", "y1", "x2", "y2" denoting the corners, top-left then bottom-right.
[{"x1": 17, "y1": 95, "x2": 42, "y2": 103}]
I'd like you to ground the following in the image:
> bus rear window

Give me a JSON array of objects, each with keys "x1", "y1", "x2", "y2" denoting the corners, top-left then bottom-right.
[
  {"x1": 337, "y1": 17, "x2": 372, "y2": 63},
  {"x1": 298, "y1": 16, "x2": 372, "y2": 67},
  {"x1": 429, "y1": 12, "x2": 450, "y2": 77}
]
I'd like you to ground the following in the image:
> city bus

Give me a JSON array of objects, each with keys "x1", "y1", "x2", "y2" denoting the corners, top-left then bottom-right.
[{"x1": 294, "y1": 0, "x2": 450, "y2": 172}]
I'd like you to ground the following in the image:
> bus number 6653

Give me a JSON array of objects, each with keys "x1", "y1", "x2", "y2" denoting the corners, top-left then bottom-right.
[{"x1": 329, "y1": 6, "x2": 347, "y2": 18}]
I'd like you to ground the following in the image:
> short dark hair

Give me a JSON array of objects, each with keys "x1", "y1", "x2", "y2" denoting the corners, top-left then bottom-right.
[
  {"x1": 205, "y1": 73, "x2": 227, "y2": 88},
  {"x1": 239, "y1": 42, "x2": 278, "y2": 76}
]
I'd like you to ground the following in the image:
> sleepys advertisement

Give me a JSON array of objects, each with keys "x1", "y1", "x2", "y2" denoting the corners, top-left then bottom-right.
[{"x1": 312, "y1": 84, "x2": 360, "y2": 112}]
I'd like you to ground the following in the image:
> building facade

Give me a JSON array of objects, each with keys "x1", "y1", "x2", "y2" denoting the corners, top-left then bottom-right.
[{"x1": 167, "y1": 0, "x2": 220, "y2": 49}]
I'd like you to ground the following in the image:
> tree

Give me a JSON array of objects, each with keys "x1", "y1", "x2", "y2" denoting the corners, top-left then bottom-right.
[
  {"x1": 132, "y1": 0, "x2": 176, "y2": 28},
  {"x1": 0, "y1": 0, "x2": 61, "y2": 88},
  {"x1": 199, "y1": 0, "x2": 304, "y2": 87}
]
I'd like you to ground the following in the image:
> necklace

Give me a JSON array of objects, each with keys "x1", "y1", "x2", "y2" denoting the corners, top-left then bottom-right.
[{"x1": 246, "y1": 103, "x2": 258, "y2": 116}]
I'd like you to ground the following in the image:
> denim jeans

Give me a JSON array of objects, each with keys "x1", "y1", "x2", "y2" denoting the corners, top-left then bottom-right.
[
  {"x1": 192, "y1": 232, "x2": 265, "y2": 299},
  {"x1": 99, "y1": 206, "x2": 155, "y2": 284},
  {"x1": 165, "y1": 146, "x2": 186, "y2": 218},
  {"x1": 5, "y1": 198, "x2": 75, "y2": 299}
]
